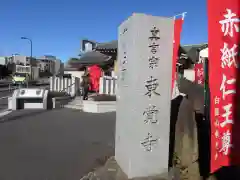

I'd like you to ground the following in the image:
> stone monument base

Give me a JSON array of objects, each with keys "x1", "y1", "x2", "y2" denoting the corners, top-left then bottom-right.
[
  {"x1": 80, "y1": 157, "x2": 179, "y2": 180},
  {"x1": 82, "y1": 100, "x2": 116, "y2": 113},
  {"x1": 81, "y1": 95, "x2": 116, "y2": 113}
]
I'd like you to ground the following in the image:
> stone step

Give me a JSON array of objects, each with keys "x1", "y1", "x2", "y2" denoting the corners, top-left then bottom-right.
[
  {"x1": 74, "y1": 97, "x2": 82, "y2": 100},
  {"x1": 69, "y1": 99, "x2": 81, "y2": 102},
  {"x1": 67, "y1": 97, "x2": 82, "y2": 103},
  {"x1": 68, "y1": 101, "x2": 82, "y2": 105},
  {"x1": 64, "y1": 104, "x2": 83, "y2": 109},
  {"x1": 64, "y1": 96, "x2": 83, "y2": 109},
  {"x1": 68, "y1": 100, "x2": 82, "y2": 104}
]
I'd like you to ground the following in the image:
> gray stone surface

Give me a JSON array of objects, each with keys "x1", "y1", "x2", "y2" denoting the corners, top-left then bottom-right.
[
  {"x1": 175, "y1": 78, "x2": 211, "y2": 179},
  {"x1": 0, "y1": 109, "x2": 115, "y2": 180},
  {"x1": 0, "y1": 85, "x2": 49, "y2": 111},
  {"x1": 115, "y1": 13, "x2": 174, "y2": 178},
  {"x1": 174, "y1": 97, "x2": 200, "y2": 180},
  {"x1": 10, "y1": 88, "x2": 49, "y2": 110},
  {"x1": 174, "y1": 97, "x2": 199, "y2": 167},
  {"x1": 80, "y1": 157, "x2": 180, "y2": 180}
]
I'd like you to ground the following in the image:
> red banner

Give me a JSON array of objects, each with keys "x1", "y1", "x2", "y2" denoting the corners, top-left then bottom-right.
[
  {"x1": 194, "y1": 61, "x2": 204, "y2": 85},
  {"x1": 208, "y1": 0, "x2": 240, "y2": 173},
  {"x1": 171, "y1": 18, "x2": 184, "y2": 93}
]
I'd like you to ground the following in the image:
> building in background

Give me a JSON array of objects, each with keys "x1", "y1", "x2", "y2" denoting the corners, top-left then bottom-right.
[
  {"x1": 54, "y1": 59, "x2": 64, "y2": 75},
  {"x1": 4, "y1": 55, "x2": 38, "y2": 77},
  {"x1": 0, "y1": 55, "x2": 39, "y2": 81},
  {"x1": 36, "y1": 55, "x2": 56, "y2": 74},
  {"x1": 67, "y1": 39, "x2": 207, "y2": 80},
  {"x1": 36, "y1": 55, "x2": 63, "y2": 76},
  {"x1": 7, "y1": 55, "x2": 37, "y2": 66},
  {"x1": 0, "y1": 57, "x2": 8, "y2": 78},
  {"x1": 0, "y1": 56, "x2": 7, "y2": 65},
  {"x1": 0, "y1": 54, "x2": 63, "y2": 79}
]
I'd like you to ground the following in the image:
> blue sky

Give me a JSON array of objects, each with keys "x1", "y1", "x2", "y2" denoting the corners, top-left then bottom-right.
[{"x1": 0, "y1": 0, "x2": 208, "y2": 62}]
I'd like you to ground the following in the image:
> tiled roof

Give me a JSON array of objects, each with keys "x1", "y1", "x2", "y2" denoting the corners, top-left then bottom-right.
[
  {"x1": 83, "y1": 38, "x2": 207, "y2": 56},
  {"x1": 71, "y1": 51, "x2": 112, "y2": 65},
  {"x1": 181, "y1": 43, "x2": 207, "y2": 52},
  {"x1": 80, "y1": 38, "x2": 207, "y2": 65},
  {"x1": 181, "y1": 43, "x2": 208, "y2": 63},
  {"x1": 95, "y1": 40, "x2": 118, "y2": 50}
]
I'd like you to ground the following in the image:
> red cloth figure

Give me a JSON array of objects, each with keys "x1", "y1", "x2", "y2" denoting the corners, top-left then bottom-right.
[{"x1": 88, "y1": 65, "x2": 103, "y2": 92}]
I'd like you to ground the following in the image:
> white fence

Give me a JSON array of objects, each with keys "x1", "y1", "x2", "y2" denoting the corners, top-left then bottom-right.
[
  {"x1": 49, "y1": 76, "x2": 80, "y2": 97},
  {"x1": 53, "y1": 71, "x2": 192, "y2": 97},
  {"x1": 99, "y1": 76, "x2": 180, "y2": 99},
  {"x1": 98, "y1": 72, "x2": 195, "y2": 99},
  {"x1": 99, "y1": 76, "x2": 117, "y2": 95}
]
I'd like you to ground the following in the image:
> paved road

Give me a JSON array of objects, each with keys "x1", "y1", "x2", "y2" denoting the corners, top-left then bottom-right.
[{"x1": 0, "y1": 109, "x2": 115, "y2": 180}]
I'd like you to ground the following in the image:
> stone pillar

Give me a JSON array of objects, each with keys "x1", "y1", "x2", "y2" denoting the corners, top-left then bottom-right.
[
  {"x1": 68, "y1": 77, "x2": 71, "y2": 93},
  {"x1": 112, "y1": 77, "x2": 117, "y2": 95},
  {"x1": 115, "y1": 13, "x2": 174, "y2": 179},
  {"x1": 99, "y1": 77, "x2": 104, "y2": 94},
  {"x1": 49, "y1": 76, "x2": 53, "y2": 91},
  {"x1": 57, "y1": 77, "x2": 60, "y2": 92},
  {"x1": 70, "y1": 76, "x2": 75, "y2": 97},
  {"x1": 54, "y1": 76, "x2": 58, "y2": 92},
  {"x1": 75, "y1": 77, "x2": 80, "y2": 96},
  {"x1": 105, "y1": 78, "x2": 109, "y2": 95},
  {"x1": 60, "y1": 77, "x2": 64, "y2": 92},
  {"x1": 64, "y1": 77, "x2": 68, "y2": 94}
]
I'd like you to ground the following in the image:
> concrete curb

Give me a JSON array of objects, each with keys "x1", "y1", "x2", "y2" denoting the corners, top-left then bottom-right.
[
  {"x1": 0, "y1": 82, "x2": 49, "y2": 88},
  {"x1": 0, "y1": 84, "x2": 50, "y2": 92},
  {"x1": 0, "y1": 82, "x2": 33, "y2": 88}
]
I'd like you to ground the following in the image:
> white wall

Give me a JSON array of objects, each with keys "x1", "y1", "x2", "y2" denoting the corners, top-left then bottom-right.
[
  {"x1": 184, "y1": 69, "x2": 195, "y2": 82},
  {"x1": 199, "y1": 47, "x2": 208, "y2": 58},
  {"x1": 85, "y1": 43, "x2": 93, "y2": 52},
  {"x1": 64, "y1": 71, "x2": 84, "y2": 82},
  {"x1": 0, "y1": 57, "x2": 6, "y2": 65}
]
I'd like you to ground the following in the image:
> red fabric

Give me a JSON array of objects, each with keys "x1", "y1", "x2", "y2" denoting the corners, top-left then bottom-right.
[
  {"x1": 194, "y1": 62, "x2": 204, "y2": 85},
  {"x1": 171, "y1": 18, "x2": 184, "y2": 93},
  {"x1": 88, "y1": 65, "x2": 102, "y2": 92},
  {"x1": 208, "y1": 0, "x2": 240, "y2": 173}
]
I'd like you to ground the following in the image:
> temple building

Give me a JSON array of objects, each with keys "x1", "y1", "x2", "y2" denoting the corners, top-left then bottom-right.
[
  {"x1": 65, "y1": 40, "x2": 117, "y2": 76},
  {"x1": 65, "y1": 39, "x2": 207, "y2": 77}
]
